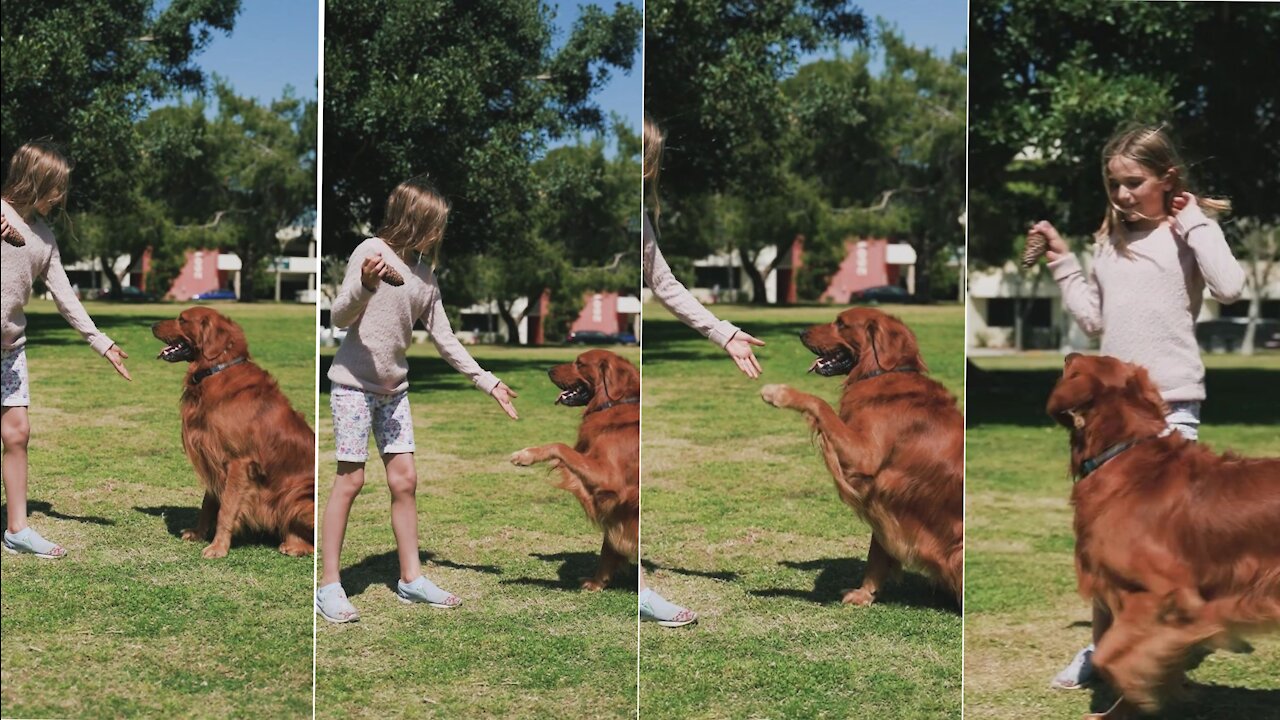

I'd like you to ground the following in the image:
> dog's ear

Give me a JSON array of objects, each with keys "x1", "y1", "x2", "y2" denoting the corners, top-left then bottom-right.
[
  {"x1": 865, "y1": 317, "x2": 927, "y2": 373},
  {"x1": 1123, "y1": 369, "x2": 1168, "y2": 419},
  {"x1": 1046, "y1": 372, "x2": 1099, "y2": 427},
  {"x1": 196, "y1": 314, "x2": 247, "y2": 362},
  {"x1": 598, "y1": 354, "x2": 636, "y2": 402}
]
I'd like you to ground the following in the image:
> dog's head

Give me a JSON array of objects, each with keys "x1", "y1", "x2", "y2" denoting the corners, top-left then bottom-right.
[
  {"x1": 1046, "y1": 354, "x2": 1167, "y2": 430},
  {"x1": 801, "y1": 307, "x2": 926, "y2": 380},
  {"x1": 152, "y1": 307, "x2": 249, "y2": 366},
  {"x1": 548, "y1": 349, "x2": 639, "y2": 411}
]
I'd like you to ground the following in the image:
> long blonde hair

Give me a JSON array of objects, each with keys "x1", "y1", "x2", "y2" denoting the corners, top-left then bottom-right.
[
  {"x1": 377, "y1": 175, "x2": 451, "y2": 265},
  {"x1": 2, "y1": 141, "x2": 72, "y2": 218},
  {"x1": 1097, "y1": 123, "x2": 1230, "y2": 239},
  {"x1": 643, "y1": 113, "x2": 665, "y2": 224}
]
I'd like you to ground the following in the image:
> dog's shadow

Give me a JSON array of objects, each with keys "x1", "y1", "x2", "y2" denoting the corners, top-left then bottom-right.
[
  {"x1": 133, "y1": 505, "x2": 283, "y2": 549},
  {"x1": 1088, "y1": 683, "x2": 1280, "y2": 719},
  {"x1": 340, "y1": 550, "x2": 503, "y2": 597},
  {"x1": 500, "y1": 551, "x2": 638, "y2": 594},
  {"x1": 640, "y1": 558, "x2": 739, "y2": 583},
  {"x1": 4, "y1": 500, "x2": 116, "y2": 526},
  {"x1": 748, "y1": 557, "x2": 959, "y2": 612}
]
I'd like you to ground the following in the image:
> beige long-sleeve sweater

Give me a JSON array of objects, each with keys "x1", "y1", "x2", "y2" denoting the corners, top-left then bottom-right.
[
  {"x1": 642, "y1": 214, "x2": 739, "y2": 348},
  {"x1": 1, "y1": 199, "x2": 114, "y2": 355},
  {"x1": 1049, "y1": 202, "x2": 1246, "y2": 402},
  {"x1": 326, "y1": 237, "x2": 500, "y2": 396}
]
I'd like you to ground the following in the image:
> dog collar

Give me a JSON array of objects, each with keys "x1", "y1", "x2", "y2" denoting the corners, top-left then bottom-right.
[
  {"x1": 1078, "y1": 435, "x2": 1164, "y2": 479},
  {"x1": 191, "y1": 357, "x2": 246, "y2": 385},
  {"x1": 856, "y1": 366, "x2": 919, "y2": 382},
  {"x1": 587, "y1": 396, "x2": 640, "y2": 415}
]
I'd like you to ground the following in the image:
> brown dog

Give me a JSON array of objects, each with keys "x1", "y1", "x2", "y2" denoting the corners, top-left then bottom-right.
[
  {"x1": 760, "y1": 307, "x2": 963, "y2": 606},
  {"x1": 510, "y1": 349, "x2": 639, "y2": 591},
  {"x1": 152, "y1": 307, "x2": 315, "y2": 559},
  {"x1": 1047, "y1": 354, "x2": 1280, "y2": 719}
]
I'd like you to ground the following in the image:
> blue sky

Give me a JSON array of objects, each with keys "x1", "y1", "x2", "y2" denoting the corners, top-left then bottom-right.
[{"x1": 805, "y1": 0, "x2": 969, "y2": 71}]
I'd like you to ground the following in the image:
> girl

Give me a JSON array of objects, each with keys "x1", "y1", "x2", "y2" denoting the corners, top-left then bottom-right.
[
  {"x1": 315, "y1": 177, "x2": 519, "y2": 623},
  {"x1": 1027, "y1": 124, "x2": 1246, "y2": 688},
  {"x1": 640, "y1": 115, "x2": 766, "y2": 627},
  {"x1": 1, "y1": 141, "x2": 132, "y2": 558}
]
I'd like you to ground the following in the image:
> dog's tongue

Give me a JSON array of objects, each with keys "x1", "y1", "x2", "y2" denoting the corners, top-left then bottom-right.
[{"x1": 807, "y1": 357, "x2": 822, "y2": 374}]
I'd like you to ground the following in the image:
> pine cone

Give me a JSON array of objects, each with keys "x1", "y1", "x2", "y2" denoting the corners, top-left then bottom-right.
[
  {"x1": 381, "y1": 266, "x2": 406, "y2": 286},
  {"x1": 1022, "y1": 233, "x2": 1047, "y2": 268}
]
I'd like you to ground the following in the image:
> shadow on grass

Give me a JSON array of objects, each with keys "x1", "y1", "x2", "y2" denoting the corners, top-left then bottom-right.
[
  {"x1": 339, "y1": 549, "x2": 502, "y2": 596},
  {"x1": 967, "y1": 365, "x2": 1280, "y2": 428},
  {"x1": 640, "y1": 558, "x2": 739, "y2": 583},
  {"x1": 4, "y1": 499, "x2": 116, "y2": 526},
  {"x1": 23, "y1": 310, "x2": 177, "y2": 346},
  {"x1": 748, "y1": 556, "x2": 959, "y2": 612},
  {"x1": 499, "y1": 551, "x2": 638, "y2": 594},
  {"x1": 1087, "y1": 683, "x2": 1280, "y2": 719},
  {"x1": 133, "y1": 505, "x2": 292, "y2": 550}
]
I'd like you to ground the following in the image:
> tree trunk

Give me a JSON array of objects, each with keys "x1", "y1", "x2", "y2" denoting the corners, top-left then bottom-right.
[
  {"x1": 1242, "y1": 292, "x2": 1261, "y2": 356},
  {"x1": 915, "y1": 236, "x2": 933, "y2": 302},
  {"x1": 99, "y1": 256, "x2": 123, "y2": 297},
  {"x1": 239, "y1": 244, "x2": 256, "y2": 302},
  {"x1": 738, "y1": 247, "x2": 768, "y2": 305},
  {"x1": 497, "y1": 299, "x2": 523, "y2": 345}
]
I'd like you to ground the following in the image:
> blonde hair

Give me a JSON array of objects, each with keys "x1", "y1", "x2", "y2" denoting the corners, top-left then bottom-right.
[
  {"x1": 2, "y1": 141, "x2": 72, "y2": 217},
  {"x1": 1097, "y1": 123, "x2": 1230, "y2": 239},
  {"x1": 643, "y1": 113, "x2": 665, "y2": 223},
  {"x1": 377, "y1": 175, "x2": 450, "y2": 264}
]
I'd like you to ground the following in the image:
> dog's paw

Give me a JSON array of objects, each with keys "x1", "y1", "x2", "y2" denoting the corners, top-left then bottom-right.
[
  {"x1": 201, "y1": 543, "x2": 229, "y2": 559},
  {"x1": 581, "y1": 579, "x2": 606, "y2": 592},
  {"x1": 760, "y1": 384, "x2": 789, "y2": 407},
  {"x1": 278, "y1": 539, "x2": 313, "y2": 557},
  {"x1": 841, "y1": 588, "x2": 876, "y2": 606},
  {"x1": 510, "y1": 448, "x2": 537, "y2": 466},
  {"x1": 180, "y1": 529, "x2": 205, "y2": 543}
]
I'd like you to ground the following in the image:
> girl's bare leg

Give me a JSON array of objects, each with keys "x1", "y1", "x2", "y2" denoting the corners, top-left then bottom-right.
[
  {"x1": 320, "y1": 461, "x2": 366, "y2": 586},
  {"x1": 384, "y1": 452, "x2": 422, "y2": 583},
  {"x1": 1, "y1": 407, "x2": 32, "y2": 534}
]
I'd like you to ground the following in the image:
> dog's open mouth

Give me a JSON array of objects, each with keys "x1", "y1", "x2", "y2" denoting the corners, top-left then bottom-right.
[
  {"x1": 157, "y1": 339, "x2": 194, "y2": 363},
  {"x1": 807, "y1": 347, "x2": 854, "y2": 376},
  {"x1": 554, "y1": 382, "x2": 592, "y2": 407}
]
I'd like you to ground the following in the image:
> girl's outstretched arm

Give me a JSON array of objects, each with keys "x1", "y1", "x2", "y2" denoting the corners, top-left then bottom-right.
[
  {"x1": 1039, "y1": 221, "x2": 1104, "y2": 338},
  {"x1": 42, "y1": 239, "x2": 129, "y2": 379},
  {"x1": 1172, "y1": 194, "x2": 1246, "y2": 304},
  {"x1": 420, "y1": 284, "x2": 517, "y2": 419},
  {"x1": 642, "y1": 215, "x2": 764, "y2": 377}
]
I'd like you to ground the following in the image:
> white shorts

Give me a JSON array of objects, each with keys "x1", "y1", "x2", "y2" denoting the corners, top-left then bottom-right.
[
  {"x1": 330, "y1": 383, "x2": 415, "y2": 462},
  {"x1": 1, "y1": 347, "x2": 30, "y2": 407},
  {"x1": 1165, "y1": 401, "x2": 1201, "y2": 441}
]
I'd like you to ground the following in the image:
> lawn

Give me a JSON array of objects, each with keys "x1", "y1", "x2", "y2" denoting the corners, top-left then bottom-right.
[
  {"x1": 315, "y1": 342, "x2": 640, "y2": 719},
  {"x1": 0, "y1": 299, "x2": 315, "y2": 719},
  {"x1": 964, "y1": 351, "x2": 1280, "y2": 719},
  {"x1": 639, "y1": 303, "x2": 964, "y2": 720}
]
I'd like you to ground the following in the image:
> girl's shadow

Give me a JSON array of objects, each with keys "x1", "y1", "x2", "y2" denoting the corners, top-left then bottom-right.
[
  {"x1": 4, "y1": 499, "x2": 115, "y2": 526},
  {"x1": 339, "y1": 550, "x2": 502, "y2": 596}
]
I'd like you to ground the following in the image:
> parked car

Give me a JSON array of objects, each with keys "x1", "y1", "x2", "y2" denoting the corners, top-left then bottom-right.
[
  {"x1": 566, "y1": 330, "x2": 616, "y2": 345},
  {"x1": 97, "y1": 286, "x2": 159, "y2": 302},
  {"x1": 192, "y1": 289, "x2": 237, "y2": 301},
  {"x1": 1195, "y1": 317, "x2": 1280, "y2": 352},
  {"x1": 615, "y1": 332, "x2": 638, "y2": 345},
  {"x1": 848, "y1": 285, "x2": 919, "y2": 304}
]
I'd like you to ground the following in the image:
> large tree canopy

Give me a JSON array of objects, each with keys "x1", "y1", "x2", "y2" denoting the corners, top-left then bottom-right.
[
  {"x1": 323, "y1": 0, "x2": 642, "y2": 259},
  {"x1": 969, "y1": 0, "x2": 1280, "y2": 265}
]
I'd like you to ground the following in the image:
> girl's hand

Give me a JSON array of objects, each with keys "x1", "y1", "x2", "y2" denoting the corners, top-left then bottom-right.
[
  {"x1": 1029, "y1": 221, "x2": 1069, "y2": 262},
  {"x1": 360, "y1": 254, "x2": 389, "y2": 290},
  {"x1": 491, "y1": 382, "x2": 519, "y2": 420},
  {"x1": 725, "y1": 331, "x2": 765, "y2": 379},
  {"x1": 1169, "y1": 192, "x2": 1193, "y2": 216},
  {"x1": 105, "y1": 344, "x2": 132, "y2": 381}
]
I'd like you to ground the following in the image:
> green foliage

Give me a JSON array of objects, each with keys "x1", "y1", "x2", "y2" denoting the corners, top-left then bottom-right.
[
  {"x1": 1, "y1": 0, "x2": 240, "y2": 210},
  {"x1": 969, "y1": 0, "x2": 1280, "y2": 265},
  {"x1": 323, "y1": 0, "x2": 641, "y2": 259}
]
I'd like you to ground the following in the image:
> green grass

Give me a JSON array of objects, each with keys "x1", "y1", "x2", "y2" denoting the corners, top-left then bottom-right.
[
  {"x1": 1, "y1": 299, "x2": 315, "y2": 719},
  {"x1": 315, "y1": 342, "x2": 640, "y2": 719},
  {"x1": 964, "y1": 352, "x2": 1280, "y2": 719},
  {"x1": 639, "y1": 302, "x2": 964, "y2": 720}
]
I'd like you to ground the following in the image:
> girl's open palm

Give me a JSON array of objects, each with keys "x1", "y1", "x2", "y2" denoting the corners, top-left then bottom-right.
[
  {"x1": 725, "y1": 331, "x2": 765, "y2": 379},
  {"x1": 106, "y1": 344, "x2": 132, "y2": 381},
  {"x1": 492, "y1": 382, "x2": 519, "y2": 420}
]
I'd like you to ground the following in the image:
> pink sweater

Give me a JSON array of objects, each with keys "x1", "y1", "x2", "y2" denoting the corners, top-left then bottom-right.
[
  {"x1": 327, "y1": 238, "x2": 500, "y2": 396},
  {"x1": 1049, "y1": 202, "x2": 1245, "y2": 402},
  {"x1": 642, "y1": 214, "x2": 739, "y2": 348},
  {"x1": 1, "y1": 199, "x2": 114, "y2": 355}
]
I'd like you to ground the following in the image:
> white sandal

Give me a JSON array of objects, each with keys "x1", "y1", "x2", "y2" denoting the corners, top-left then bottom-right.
[
  {"x1": 316, "y1": 582, "x2": 360, "y2": 623},
  {"x1": 3, "y1": 527, "x2": 67, "y2": 559}
]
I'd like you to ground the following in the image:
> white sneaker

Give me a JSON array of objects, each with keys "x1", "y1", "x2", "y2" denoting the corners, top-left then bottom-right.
[
  {"x1": 315, "y1": 582, "x2": 360, "y2": 623},
  {"x1": 1050, "y1": 644, "x2": 1095, "y2": 689}
]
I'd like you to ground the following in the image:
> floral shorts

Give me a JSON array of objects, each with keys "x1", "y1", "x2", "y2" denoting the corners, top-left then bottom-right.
[
  {"x1": 330, "y1": 383, "x2": 415, "y2": 462},
  {"x1": 1165, "y1": 401, "x2": 1201, "y2": 442},
  {"x1": 1, "y1": 347, "x2": 30, "y2": 407}
]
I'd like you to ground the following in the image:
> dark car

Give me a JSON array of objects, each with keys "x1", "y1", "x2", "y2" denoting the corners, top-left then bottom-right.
[
  {"x1": 848, "y1": 285, "x2": 917, "y2": 304},
  {"x1": 192, "y1": 289, "x2": 237, "y2": 301},
  {"x1": 1195, "y1": 317, "x2": 1280, "y2": 353},
  {"x1": 615, "y1": 332, "x2": 638, "y2": 345},
  {"x1": 566, "y1": 330, "x2": 617, "y2": 345},
  {"x1": 97, "y1": 286, "x2": 159, "y2": 302}
]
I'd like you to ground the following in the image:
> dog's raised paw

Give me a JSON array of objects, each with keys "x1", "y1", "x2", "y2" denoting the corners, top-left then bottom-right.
[
  {"x1": 510, "y1": 449, "x2": 536, "y2": 466},
  {"x1": 760, "y1": 384, "x2": 789, "y2": 407}
]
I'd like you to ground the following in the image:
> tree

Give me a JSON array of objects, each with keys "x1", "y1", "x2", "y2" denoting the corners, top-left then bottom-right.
[
  {"x1": 1, "y1": 1, "x2": 240, "y2": 211},
  {"x1": 323, "y1": 0, "x2": 641, "y2": 259}
]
